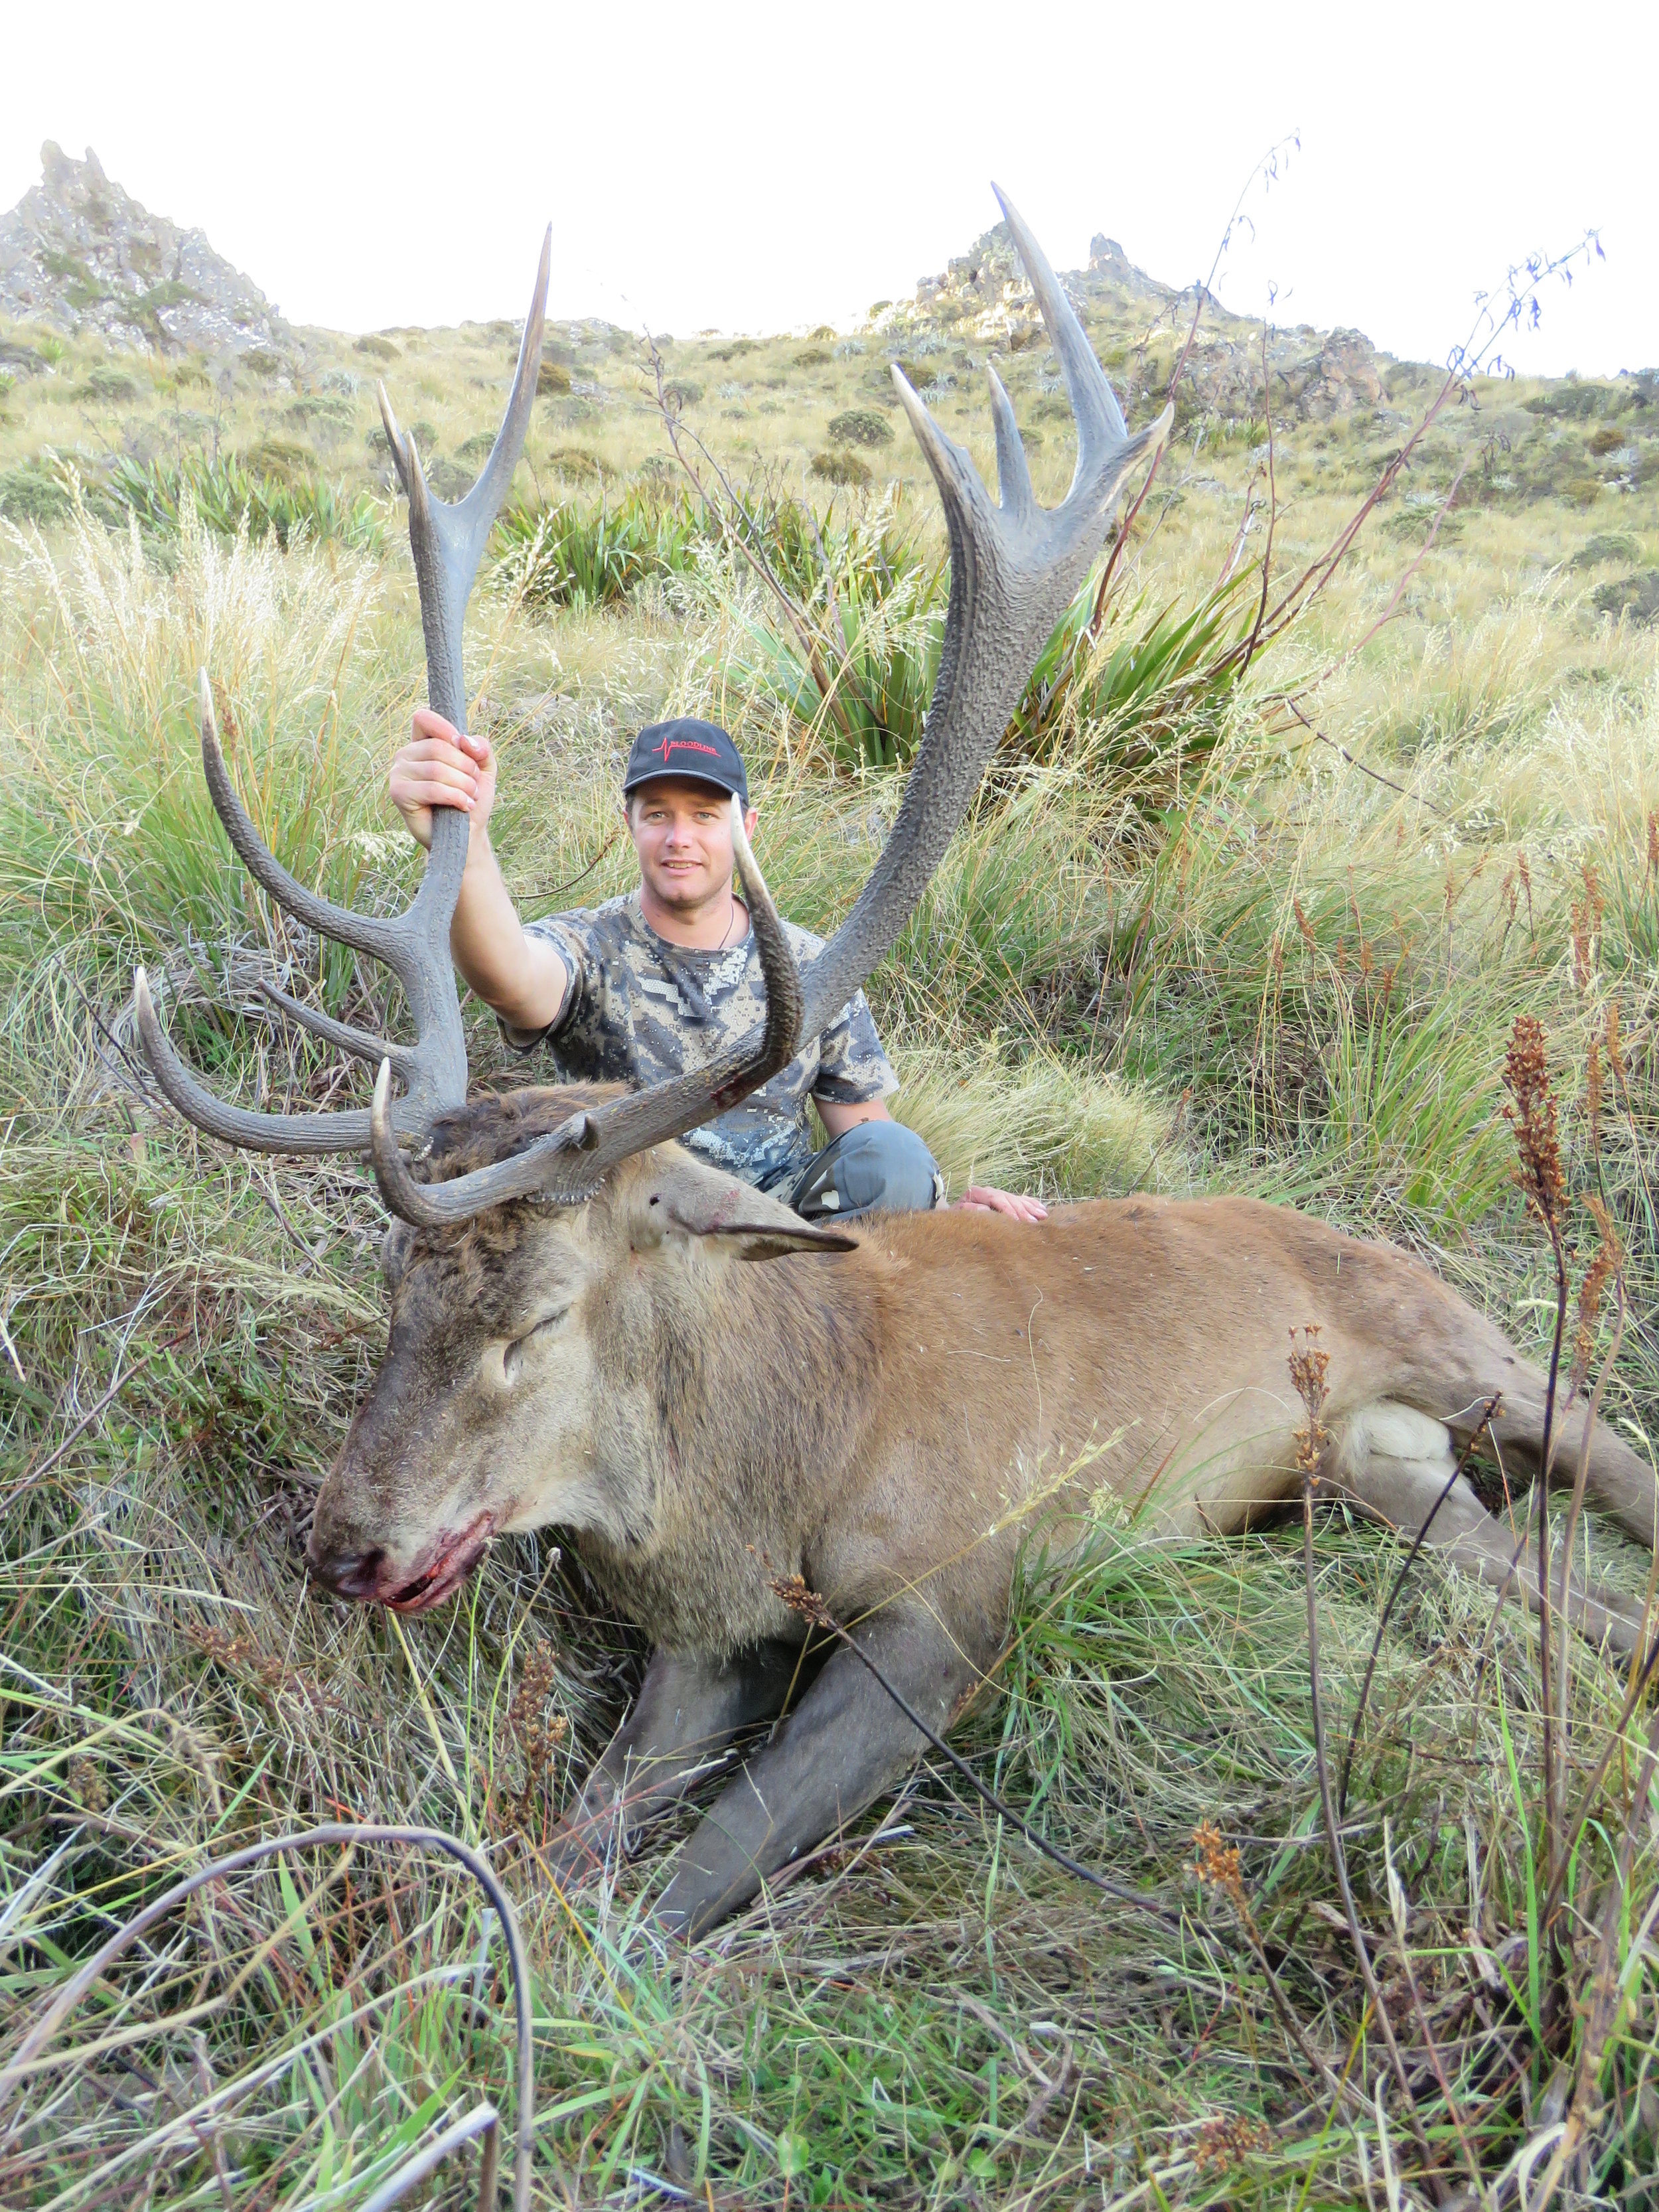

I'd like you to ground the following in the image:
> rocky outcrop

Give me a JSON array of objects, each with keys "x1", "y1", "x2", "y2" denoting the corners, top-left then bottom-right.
[
  {"x1": 893, "y1": 220, "x2": 1406, "y2": 425},
  {"x1": 0, "y1": 143, "x2": 292, "y2": 360}
]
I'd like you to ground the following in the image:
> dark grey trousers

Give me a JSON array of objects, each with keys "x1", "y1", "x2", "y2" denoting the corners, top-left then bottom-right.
[{"x1": 776, "y1": 1122, "x2": 944, "y2": 1222}]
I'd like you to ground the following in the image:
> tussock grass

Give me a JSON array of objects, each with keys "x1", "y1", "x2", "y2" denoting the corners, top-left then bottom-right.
[{"x1": 2, "y1": 362, "x2": 1658, "y2": 2207}]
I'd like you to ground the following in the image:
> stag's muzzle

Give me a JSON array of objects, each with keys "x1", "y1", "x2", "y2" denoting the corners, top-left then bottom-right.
[{"x1": 307, "y1": 1511, "x2": 497, "y2": 1613}]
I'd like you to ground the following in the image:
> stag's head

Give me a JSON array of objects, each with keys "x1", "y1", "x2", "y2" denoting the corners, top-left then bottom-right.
[
  {"x1": 306, "y1": 1090, "x2": 852, "y2": 1610},
  {"x1": 131, "y1": 192, "x2": 1170, "y2": 1613}
]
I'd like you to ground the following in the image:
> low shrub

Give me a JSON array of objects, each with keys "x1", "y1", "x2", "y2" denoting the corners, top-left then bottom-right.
[
  {"x1": 1591, "y1": 569, "x2": 1659, "y2": 625},
  {"x1": 0, "y1": 458, "x2": 71, "y2": 524},
  {"x1": 538, "y1": 360, "x2": 572, "y2": 396},
  {"x1": 810, "y1": 449, "x2": 871, "y2": 487},
  {"x1": 546, "y1": 445, "x2": 605, "y2": 479},
  {"x1": 427, "y1": 457, "x2": 470, "y2": 500},
  {"x1": 239, "y1": 437, "x2": 315, "y2": 482},
  {"x1": 75, "y1": 364, "x2": 141, "y2": 404},
  {"x1": 1573, "y1": 531, "x2": 1641, "y2": 567},
  {"x1": 1524, "y1": 382, "x2": 1617, "y2": 419},
  {"x1": 828, "y1": 407, "x2": 895, "y2": 448},
  {"x1": 284, "y1": 394, "x2": 355, "y2": 435},
  {"x1": 353, "y1": 333, "x2": 399, "y2": 361}
]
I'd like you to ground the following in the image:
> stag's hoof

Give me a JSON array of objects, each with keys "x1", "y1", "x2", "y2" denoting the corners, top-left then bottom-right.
[{"x1": 536, "y1": 1816, "x2": 614, "y2": 1894}]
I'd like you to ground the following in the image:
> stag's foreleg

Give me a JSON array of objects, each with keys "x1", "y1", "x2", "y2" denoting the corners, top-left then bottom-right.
[
  {"x1": 543, "y1": 1641, "x2": 802, "y2": 1885},
  {"x1": 1328, "y1": 1404, "x2": 1652, "y2": 1658},
  {"x1": 653, "y1": 1605, "x2": 980, "y2": 1941}
]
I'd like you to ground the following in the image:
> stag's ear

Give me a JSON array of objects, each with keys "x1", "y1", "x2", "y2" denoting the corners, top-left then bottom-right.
[{"x1": 633, "y1": 1155, "x2": 857, "y2": 1262}]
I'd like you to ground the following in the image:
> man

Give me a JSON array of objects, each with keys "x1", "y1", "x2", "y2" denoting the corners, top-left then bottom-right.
[{"x1": 388, "y1": 708, "x2": 1046, "y2": 1223}]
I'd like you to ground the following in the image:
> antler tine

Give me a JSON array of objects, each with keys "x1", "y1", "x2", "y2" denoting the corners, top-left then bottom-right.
[
  {"x1": 380, "y1": 226, "x2": 551, "y2": 737},
  {"x1": 197, "y1": 675, "x2": 399, "y2": 964},
  {"x1": 256, "y1": 981, "x2": 417, "y2": 1074},
  {"x1": 987, "y1": 365, "x2": 1037, "y2": 528},
  {"x1": 991, "y1": 184, "x2": 1129, "y2": 471},
  {"x1": 135, "y1": 968, "x2": 372, "y2": 1153},
  {"x1": 372, "y1": 800, "x2": 804, "y2": 1224},
  {"x1": 132, "y1": 235, "x2": 551, "y2": 1157},
  {"x1": 370, "y1": 1056, "x2": 588, "y2": 1228}
]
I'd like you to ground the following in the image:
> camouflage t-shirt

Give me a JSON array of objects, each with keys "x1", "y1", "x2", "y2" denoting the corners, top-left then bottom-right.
[{"x1": 505, "y1": 893, "x2": 897, "y2": 1189}]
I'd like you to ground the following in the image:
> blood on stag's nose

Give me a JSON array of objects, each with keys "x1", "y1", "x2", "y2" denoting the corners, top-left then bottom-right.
[{"x1": 308, "y1": 1547, "x2": 386, "y2": 1601}]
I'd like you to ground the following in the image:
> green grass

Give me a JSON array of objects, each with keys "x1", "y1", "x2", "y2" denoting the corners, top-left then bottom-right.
[
  {"x1": 102, "y1": 450, "x2": 386, "y2": 553},
  {"x1": 1, "y1": 300, "x2": 1658, "y2": 2209}
]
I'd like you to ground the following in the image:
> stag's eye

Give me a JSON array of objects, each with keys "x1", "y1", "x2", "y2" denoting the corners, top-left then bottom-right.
[{"x1": 500, "y1": 1305, "x2": 570, "y2": 1386}]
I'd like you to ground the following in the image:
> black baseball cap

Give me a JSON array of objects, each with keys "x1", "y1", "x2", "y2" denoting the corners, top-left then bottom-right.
[{"x1": 622, "y1": 718, "x2": 749, "y2": 808}]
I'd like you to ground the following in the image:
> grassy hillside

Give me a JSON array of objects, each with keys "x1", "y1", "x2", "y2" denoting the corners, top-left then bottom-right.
[{"x1": 1, "y1": 230, "x2": 1657, "y2": 2207}]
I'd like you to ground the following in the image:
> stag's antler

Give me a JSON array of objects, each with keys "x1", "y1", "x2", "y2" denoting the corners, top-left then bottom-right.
[
  {"x1": 373, "y1": 186, "x2": 1171, "y2": 1226},
  {"x1": 131, "y1": 231, "x2": 555, "y2": 1152}
]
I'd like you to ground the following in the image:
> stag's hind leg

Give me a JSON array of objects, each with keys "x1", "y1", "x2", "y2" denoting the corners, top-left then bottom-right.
[{"x1": 1331, "y1": 1404, "x2": 1650, "y2": 1658}]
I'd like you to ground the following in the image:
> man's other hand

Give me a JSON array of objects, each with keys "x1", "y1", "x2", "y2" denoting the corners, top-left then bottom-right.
[
  {"x1": 390, "y1": 707, "x2": 496, "y2": 852},
  {"x1": 957, "y1": 1185, "x2": 1048, "y2": 1223}
]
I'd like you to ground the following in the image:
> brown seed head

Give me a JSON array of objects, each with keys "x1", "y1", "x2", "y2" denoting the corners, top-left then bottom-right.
[
  {"x1": 1571, "y1": 1197, "x2": 1623, "y2": 1396},
  {"x1": 1605, "y1": 1002, "x2": 1628, "y2": 1102},
  {"x1": 1194, "y1": 2113, "x2": 1272, "y2": 2173},
  {"x1": 66, "y1": 1755, "x2": 109, "y2": 1813},
  {"x1": 1190, "y1": 1819, "x2": 1246, "y2": 1907},
  {"x1": 1502, "y1": 1014, "x2": 1564, "y2": 1235},
  {"x1": 1585, "y1": 1037, "x2": 1605, "y2": 1158},
  {"x1": 504, "y1": 1640, "x2": 569, "y2": 1830},
  {"x1": 1570, "y1": 861, "x2": 1603, "y2": 993},
  {"x1": 1287, "y1": 1325, "x2": 1331, "y2": 1483},
  {"x1": 770, "y1": 1573, "x2": 836, "y2": 1632}
]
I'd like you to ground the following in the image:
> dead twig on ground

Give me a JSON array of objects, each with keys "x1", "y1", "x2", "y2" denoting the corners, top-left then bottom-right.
[{"x1": 0, "y1": 1824, "x2": 537, "y2": 2212}]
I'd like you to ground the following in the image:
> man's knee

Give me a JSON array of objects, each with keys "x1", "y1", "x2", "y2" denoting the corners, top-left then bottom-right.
[{"x1": 788, "y1": 1123, "x2": 943, "y2": 1219}]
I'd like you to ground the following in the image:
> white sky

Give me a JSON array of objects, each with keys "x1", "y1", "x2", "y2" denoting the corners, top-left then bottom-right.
[{"x1": 5, "y1": 0, "x2": 1655, "y2": 379}]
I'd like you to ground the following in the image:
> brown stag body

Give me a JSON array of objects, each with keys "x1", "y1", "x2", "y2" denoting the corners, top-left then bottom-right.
[
  {"x1": 306, "y1": 1084, "x2": 1657, "y2": 1935},
  {"x1": 131, "y1": 199, "x2": 1659, "y2": 1943}
]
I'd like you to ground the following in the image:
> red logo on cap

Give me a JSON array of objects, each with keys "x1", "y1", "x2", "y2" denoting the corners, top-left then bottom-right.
[{"x1": 657, "y1": 736, "x2": 722, "y2": 761}]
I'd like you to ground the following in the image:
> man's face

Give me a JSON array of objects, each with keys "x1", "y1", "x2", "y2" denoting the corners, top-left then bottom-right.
[{"x1": 626, "y1": 777, "x2": 757, "y2": 917}]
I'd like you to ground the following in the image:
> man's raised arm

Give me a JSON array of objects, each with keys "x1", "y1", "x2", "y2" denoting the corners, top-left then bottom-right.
[{"x1": 389, "y1": 707, "x2": 569, "y2": 1034}]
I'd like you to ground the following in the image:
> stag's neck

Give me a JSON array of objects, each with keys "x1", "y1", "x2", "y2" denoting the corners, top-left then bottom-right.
[{"x1": 576, "y1": 1240, "x2": 889, "y2": 1655}]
